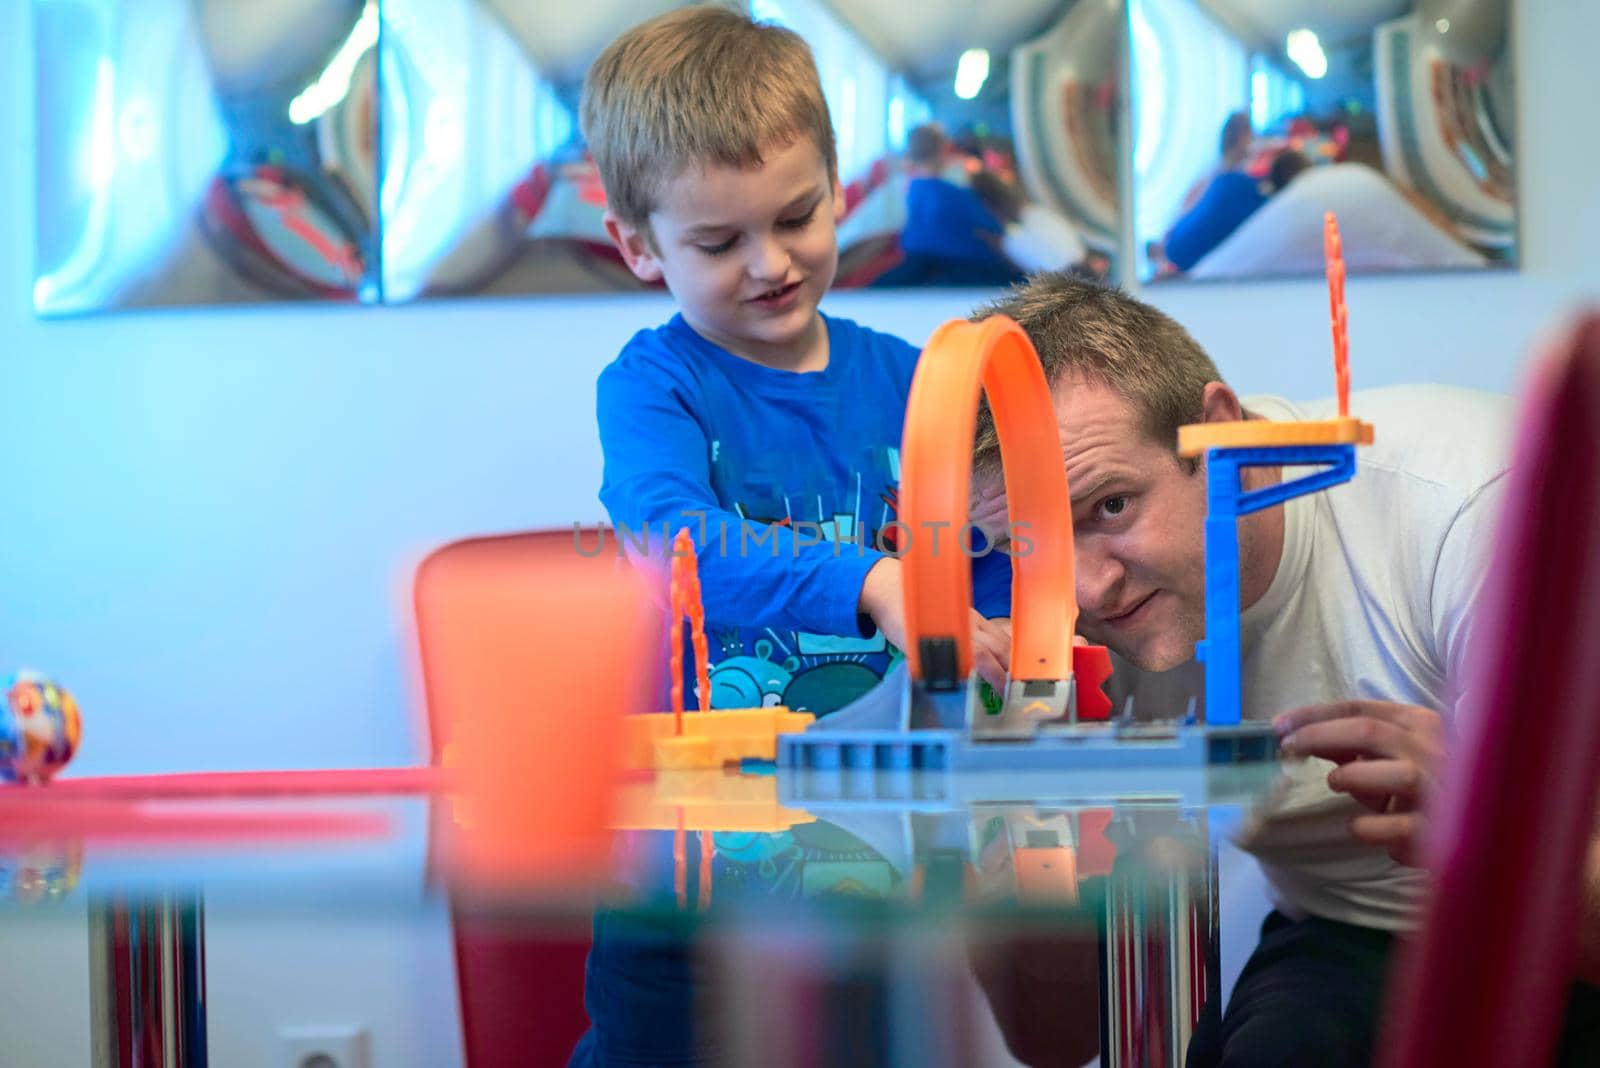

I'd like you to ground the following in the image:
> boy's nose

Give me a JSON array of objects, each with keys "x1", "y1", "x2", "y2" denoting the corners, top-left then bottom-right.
[{"x1": 747, "y1": 237, "x2": 791, "y2": 283}]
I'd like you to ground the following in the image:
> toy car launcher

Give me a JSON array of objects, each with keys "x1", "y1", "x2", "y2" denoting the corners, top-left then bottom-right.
[{"x1": 778, "y1": 314, "x2": 1282, "y2": 775}]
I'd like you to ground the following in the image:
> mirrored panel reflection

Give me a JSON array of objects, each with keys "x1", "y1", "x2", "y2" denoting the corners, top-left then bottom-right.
[
  {"x1": 377, "y1": 0, "x2": 1126, "y2": 301},
  {"x1": 33, "y1": 1, "x2": 382, "y2": 316},
  {"x1": 1131, "y1": 0, "x2": 1515, "y2": 283}
]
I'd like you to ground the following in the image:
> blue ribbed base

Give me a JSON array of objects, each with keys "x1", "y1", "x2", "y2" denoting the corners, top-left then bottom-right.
[{"x1": 773, "y1": 722, "x2": 1279, "y2": 807}]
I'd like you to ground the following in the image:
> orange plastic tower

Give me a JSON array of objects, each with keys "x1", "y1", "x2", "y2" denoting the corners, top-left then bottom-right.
[
  {"x1": 668, "y1": 528, "x2": 712, "y2": 735},
  {"x1": 1325, "y1": 212, "x2": 1351, "y2": 417},
  {"x1": 627, "y1": 528, "x2": 814, "y2": 769},
  {"x1": 1178, "y1": 212, "x2": 1373, "y2": 457}
]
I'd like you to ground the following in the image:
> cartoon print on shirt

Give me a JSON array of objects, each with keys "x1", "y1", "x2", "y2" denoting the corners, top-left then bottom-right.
[
  {"x1": 697, "y1": 442, "x2": 905, "y2": 716},
  {"x1": 704, "y1": 636, "x2": 799, "y2": 708}
]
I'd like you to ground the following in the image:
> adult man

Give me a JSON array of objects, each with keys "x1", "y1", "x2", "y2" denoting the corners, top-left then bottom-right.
[{"x1": 967, "y1": 271, "x2": 1598, "y2": 1065}]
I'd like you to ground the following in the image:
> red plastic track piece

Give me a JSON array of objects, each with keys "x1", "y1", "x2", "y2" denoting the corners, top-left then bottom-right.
[
  {"x1": 0, "y1": 796, "x2": 389, "y2": 844},
  {"x1": 1071, "y1": 645, "x2": 1114, "y2": 721},
  {"x1": 37, "y1": 767, "x2": 449, "y2": 799},
  {"x1": 1076, "y1": 807, "x2": 1116, "y2": 877}
]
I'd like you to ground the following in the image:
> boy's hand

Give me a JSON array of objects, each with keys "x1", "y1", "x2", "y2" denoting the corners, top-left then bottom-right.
[
  {"x1": 859, "y1": 557, "x2": 908, "y2": 651},
  {"x1": 860, "y1": 559, "x2": 1012, "y2": 690},
  {"x1": 970, "y1": 616, "x2": 1011, "y2": 692},
  {"x1": 1274, "y1": 700, "x2": 1444, "y2": 867}
]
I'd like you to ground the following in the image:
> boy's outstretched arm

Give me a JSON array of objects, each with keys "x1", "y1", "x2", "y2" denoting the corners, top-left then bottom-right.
[
  {"x1": 860, "y1": 557, "x2": 1010, "y2": 690},
  {"x1": 598, "y1": 365, "x2": 882, "y2": 640}
]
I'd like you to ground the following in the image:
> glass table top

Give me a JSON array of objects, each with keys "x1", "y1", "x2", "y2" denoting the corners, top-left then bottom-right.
[
  {"x1": 0, "y1": 762, "x2": 1279, "y2": 916},
  {"x1": 0, "y1": 761, "x2": 1282, "y2": 1068}
]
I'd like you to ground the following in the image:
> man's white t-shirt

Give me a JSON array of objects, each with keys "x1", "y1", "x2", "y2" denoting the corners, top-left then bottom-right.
[
  {"x1": 1002, "y1": 204, "x2": 1089, "y2": 274},
  {"x1": 1108, "y1": 385, "x2": 1511, "y2": 930},
  {"x1": 1188, "y1": 163, "x2": 1487, "y2": 279}
]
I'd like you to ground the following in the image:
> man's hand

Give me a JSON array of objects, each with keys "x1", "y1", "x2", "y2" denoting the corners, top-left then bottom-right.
[
  {"x1": 859, "y1": 559, "x2": 1013, "y2": 691},
  {"x1": 969, "y1": 478, "x2": 1010, "y2": 544},
  {"x1": 1274, "y1": 701, "x2": 1445, "y2": 867}
]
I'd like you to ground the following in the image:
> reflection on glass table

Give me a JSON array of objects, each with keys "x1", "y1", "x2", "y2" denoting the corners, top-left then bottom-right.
[
  {"x1": 0, "y1": 762, "x2": 1277, "y2": 1067},
  {"x1": 1131, "y1": 0, "x2": 1514, "y2": 282},
  {"x1": 32, "y1": 0, "x2": 383, "y2": 316}
]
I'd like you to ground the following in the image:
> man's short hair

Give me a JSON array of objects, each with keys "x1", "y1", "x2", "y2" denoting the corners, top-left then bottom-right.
[
  {"x1": 970, "y1": 271, "x2": 1221, "y2": 476},
  {"x1": 579, "y1": 4, "x2": 838, "y2": 233}
]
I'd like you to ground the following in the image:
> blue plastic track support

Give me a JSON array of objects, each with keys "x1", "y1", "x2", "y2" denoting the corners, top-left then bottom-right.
[{"x1": 1200, "y1": 444, "x2": 1357, "y2": 725}]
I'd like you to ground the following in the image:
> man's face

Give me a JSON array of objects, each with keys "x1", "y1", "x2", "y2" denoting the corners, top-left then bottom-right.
[
  {"x1": 606, "y1": 138, "x2": 843, "y2": 367},
  {"x1": 1054, "y1": 377, "x2": 1210, "y2": 671}
]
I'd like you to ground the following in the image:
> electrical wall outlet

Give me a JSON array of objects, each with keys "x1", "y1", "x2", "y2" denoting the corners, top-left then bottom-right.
[{"x1": 276, "y1": 1025, "x2": 370, "y2": 1068}]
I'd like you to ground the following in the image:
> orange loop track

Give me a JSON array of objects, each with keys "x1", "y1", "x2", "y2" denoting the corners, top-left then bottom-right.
[{"x1": 899, "y1": 316, "x2": 1078, "y2": 684}]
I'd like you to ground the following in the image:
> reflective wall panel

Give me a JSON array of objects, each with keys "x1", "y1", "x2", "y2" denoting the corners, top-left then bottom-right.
[
  {"x1": 30, "y1": 0, "x2": 1526, "y2": 312},
  {"x1": 1130, "y1": 0, "x2": 1515, "y2": 282},
  {"x1": 33, "y1": 1, "x2": 383, "y2": 316},
  {"x1": 33, "y1": 0, "x2": 1128, "y2": 313},
  {"x1": 376, "y1": 0, "x2": 1126, "y2": 301}
]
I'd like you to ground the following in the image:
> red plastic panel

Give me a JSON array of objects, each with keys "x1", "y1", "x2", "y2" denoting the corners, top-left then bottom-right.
[{"x1": 1380, "y1": 314, "x2": 1600, "y2": 1068}]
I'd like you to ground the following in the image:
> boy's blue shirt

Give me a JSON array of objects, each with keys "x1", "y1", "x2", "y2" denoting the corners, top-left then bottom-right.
[
  {"x1": 1164, "y1": 170, "x2": 1267, "y2": 271},
  {"x1": 584, "y1": 310, "x2": 1019, "y2": 1067},
  {"x1": 900, "y1": 176, "x2": 1009, "y2": 265},
  {"x1": 973, "y1": 546, "x2": 1014, "y2": 618},
  {"x1": 597, "y1": 311, "x2": 919, "y2": 715}
]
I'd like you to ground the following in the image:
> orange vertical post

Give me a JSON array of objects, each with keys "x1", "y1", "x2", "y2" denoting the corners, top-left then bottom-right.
[{"x1": 1324, "y1": 212, "x2": 1350, "y2": 417}]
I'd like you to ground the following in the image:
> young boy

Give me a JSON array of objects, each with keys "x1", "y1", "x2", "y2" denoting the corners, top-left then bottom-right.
[
  {"x1": 575, "y1": 9, "x2": 1014, "y2": 1065},
  {"x1": 578, "y1": 9, "x2": 908, "y2": 1065},
  {"x1": 587, "y1": 5, "x2": 1001, "y2": 716}
]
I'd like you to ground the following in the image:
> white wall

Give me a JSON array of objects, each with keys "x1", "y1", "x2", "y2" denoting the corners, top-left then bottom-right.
[
  {"x1": 0, "y1": 903, "x2": 93, "y2": 1068},
  {"x1": 204, "y1": 903, "x2": 465, "y2": 1068},
  {"x1": 2, "y1": 1, "x2": 1597, "y2": 1065},
  {"x1": 4, "y1": 3, "x2": 1597, "y2": 779}
]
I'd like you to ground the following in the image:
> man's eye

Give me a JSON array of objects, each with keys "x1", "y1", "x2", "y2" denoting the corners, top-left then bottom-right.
[
  {"x1": 698, "y1": 236, "x2": 737, "y2": 255},
  {"x1": 1098, "y1": 495, "x2": 1129, "y2": 519}
]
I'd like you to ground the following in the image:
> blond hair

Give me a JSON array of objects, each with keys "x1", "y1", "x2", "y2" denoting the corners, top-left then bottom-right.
[
  {"x1": 971, "y1": 271, "x2": 1221, "y2": 476},
  {"x1": 580, "y1": 4, "x2": 838, "y2": 232}
]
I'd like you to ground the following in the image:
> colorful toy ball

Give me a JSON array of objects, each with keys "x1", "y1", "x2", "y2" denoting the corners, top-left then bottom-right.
[{"x1": 1, "y1": 670, "x2": 81, "y2": 784}]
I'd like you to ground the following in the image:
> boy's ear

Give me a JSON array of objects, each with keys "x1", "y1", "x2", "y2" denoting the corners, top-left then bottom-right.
[
  {"x1": 832, "y1": 177, "x2": 847, "y2": 223},
  {"x1": 603, "y1": 212, "x2": 664, "y2": 284}
]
